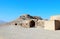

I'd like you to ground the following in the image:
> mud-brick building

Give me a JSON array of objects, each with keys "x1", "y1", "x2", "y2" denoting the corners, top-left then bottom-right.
[
  {"x1": 11, "y1": 14, "x2": 44, "y2": 28},
  {"x1": 44, "y1": 15, "x2": 60, "y2": 30}
]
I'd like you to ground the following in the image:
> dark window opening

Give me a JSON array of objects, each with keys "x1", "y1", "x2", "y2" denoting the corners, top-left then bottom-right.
[
  {"x1": 30, "y1": 20, "x2": 35, "y2": 27},
  {"x1": 15, "y1": 23, "x2": 17, "y2": 25}
]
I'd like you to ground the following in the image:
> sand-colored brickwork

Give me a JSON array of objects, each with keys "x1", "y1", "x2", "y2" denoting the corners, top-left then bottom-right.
[
  {"x1": 50, "y1": 15, "x2": 60, "y2": 20},
  {"x1": 44, "y1": 20, "x2": 55, "y2": 30}
]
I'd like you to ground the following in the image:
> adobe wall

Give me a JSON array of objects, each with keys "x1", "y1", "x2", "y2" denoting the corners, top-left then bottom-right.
[
  {"x1": 21, "y1": 19, "x2": 45, "y2": 28},
  {"x1": 21, "y1": 20, "x2": 33, "y2": 28},
  {"x1": 44, "y1": 20, "x2": 55, "y2": 30},
  {"x1": 35, "y1": 20, "x2": 45, "y2": 28},
  {"x1": 11, "y1": 20, "x2": 36, "y2": 28},
  {"x1": 44, "y1": 20, "x2": 60, "y2": 30},
  {"x1": 10, "y1": 19, "x2": 45, "y2": 28}
]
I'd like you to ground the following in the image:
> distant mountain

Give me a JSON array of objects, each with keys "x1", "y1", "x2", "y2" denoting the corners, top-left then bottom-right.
[{"x1": 0, "y1": 20, "x2": 6, "y2": 24}]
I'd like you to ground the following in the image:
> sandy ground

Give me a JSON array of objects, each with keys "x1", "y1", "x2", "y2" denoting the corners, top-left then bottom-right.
[{"x1": 0, "y1": 25, "x2": 60, "y2": 39}]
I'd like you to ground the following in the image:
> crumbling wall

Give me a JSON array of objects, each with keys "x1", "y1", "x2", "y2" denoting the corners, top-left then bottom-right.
[
  {"x1": 13, "y1": 20, "x2": 35, "y2": 28},
  {"x1": 21, "y1": 20, "x2": 35, "y2": 28},
  {"x1": 10, "y1": 19, "x2": 45, "y2": 28},
  {"x1": 35, "y1": 20, "x2": 45, "y2": 28}
]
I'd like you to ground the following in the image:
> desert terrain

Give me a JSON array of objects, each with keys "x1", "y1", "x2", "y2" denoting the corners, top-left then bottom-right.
[{"x1": 0, "y1": 25, "x2": 60, "y2": 39}]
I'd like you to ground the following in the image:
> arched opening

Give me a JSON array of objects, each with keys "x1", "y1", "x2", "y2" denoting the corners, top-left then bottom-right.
[{"x1": 30, "y1": 20, "x2": 35, "y2": 27}]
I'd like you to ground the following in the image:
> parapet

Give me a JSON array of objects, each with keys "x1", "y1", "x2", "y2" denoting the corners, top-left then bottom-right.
[{"x1": 50, "y1": 15, "x2": 60, "y2": 20}]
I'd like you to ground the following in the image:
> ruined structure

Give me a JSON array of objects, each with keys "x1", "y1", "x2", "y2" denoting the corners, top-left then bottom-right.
[
  {"x1": 10, "y1": 14, "x2": 44, "y2": 28},
  {"x1": 6, "y1": 14, "x2": 60, "y2": 31},
  {"x1": 8, "y1": 14, "x2": 60, "y2": 30}
]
